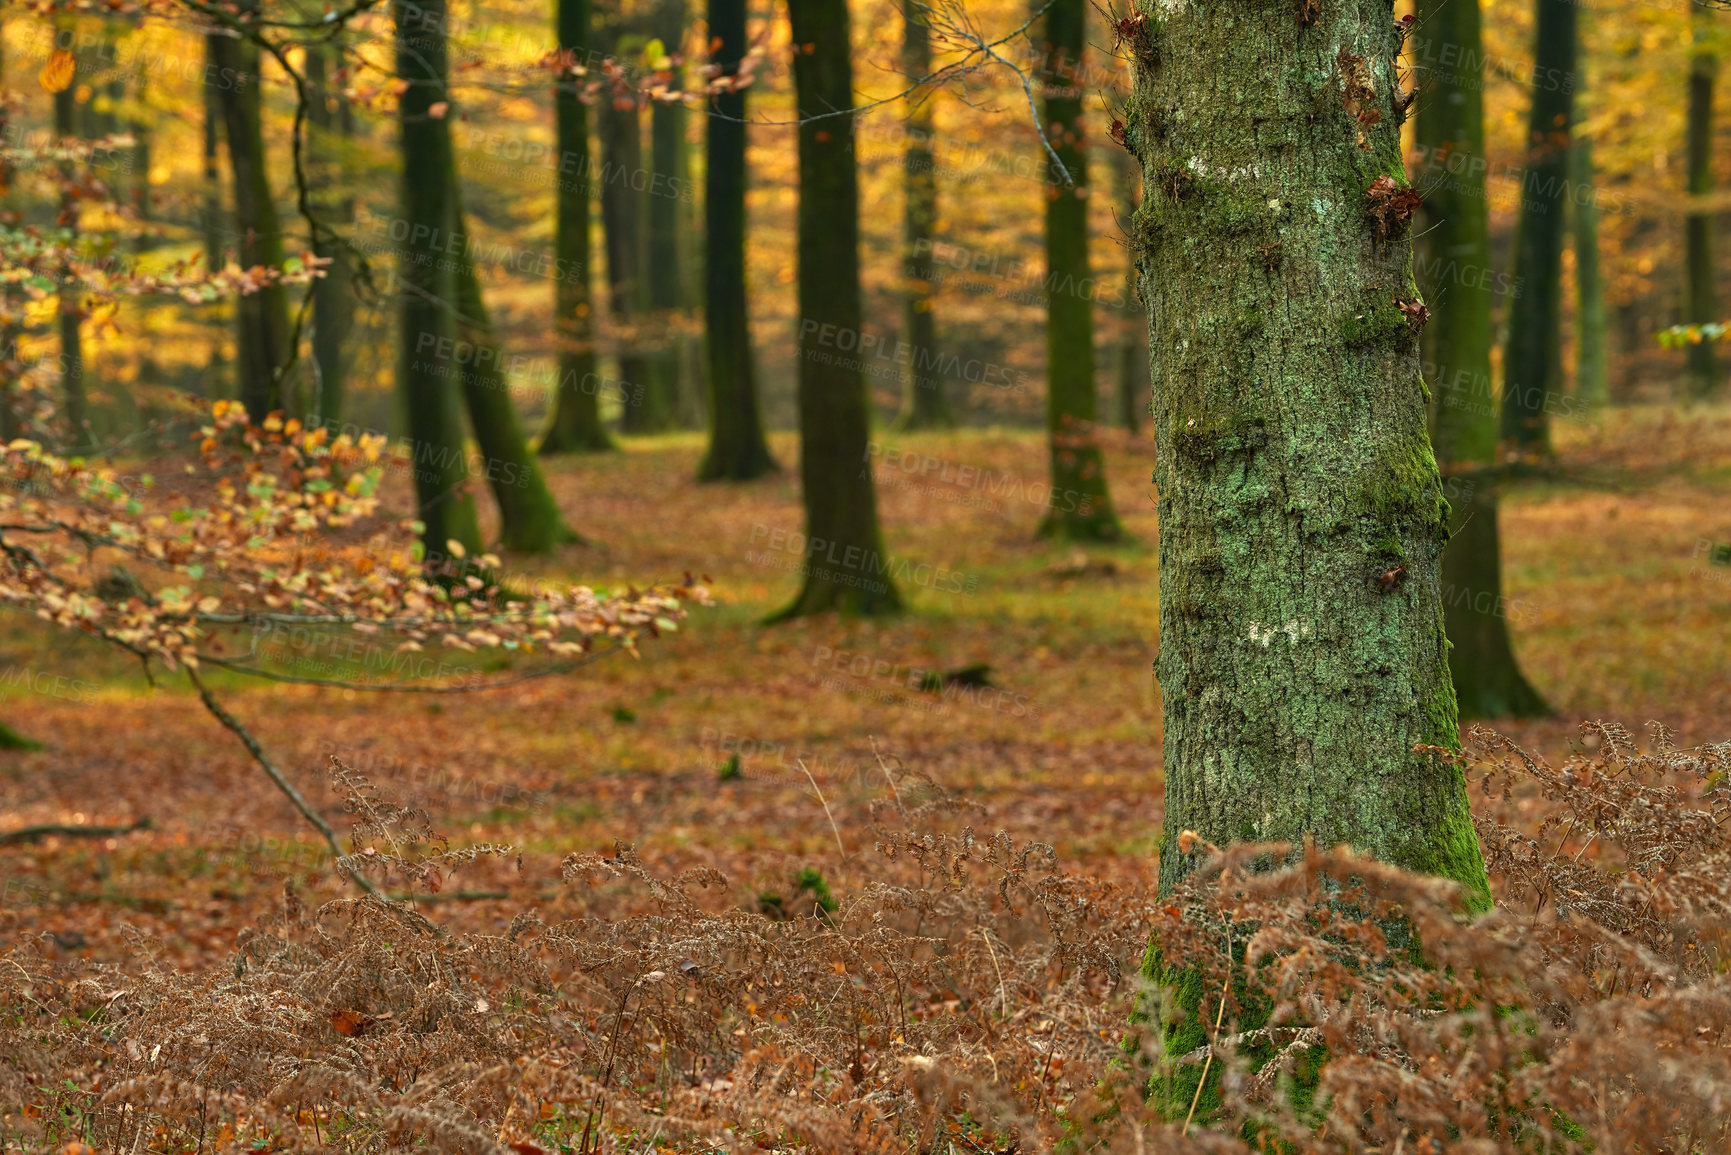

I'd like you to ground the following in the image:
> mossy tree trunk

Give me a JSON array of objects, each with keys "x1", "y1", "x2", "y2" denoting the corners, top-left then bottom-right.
[
  {"x1": 394, "y1": 0, "x2": 482, "y2": 559},
  {"x1": 648, "y1": 0, "x2": 691, "y2": 427},
  {"x1": 540, "y1": 0, "x2": 614, "y2": 454},
  {"x1": 894, "y1": 0, "x2": 951, "y2": 431},
  {"x1": 54, "y1": 58, "x2": 87, "y2": 449},
  {"x1": 696, "y1": 0, "x2": 777, "y2": 480},
  {"x1": 209, "y1": 6, "x2": 292, "y2": 422},
  {"x1": 1131, "y1": 0, "x2": 1490, "y2": 910},
  {"x1": 447, "y1": 177, "x2": 582, "y2": 552},
  {"x1": 772, "y1": 0, "x2": 900, "y2": 619},
  {"x1": 1571, "y1": 137, "x2": 1607, "y2": 410},
  {"x1": 1685, "y1": 9, "x2": 1718, "y2": 400},
  {"x1": 1037, "y1": 0, "x2": 1121, "y2": 541},
  {"x1": 1418, "y1": 0, "x2": 1548, "y2": 720},
  {"x1": 305, "y1": 42, "x2": 354, "y2": 425},
  {"x1": 1497, "y1": 0, "x2": 1575, "y2": 456}
]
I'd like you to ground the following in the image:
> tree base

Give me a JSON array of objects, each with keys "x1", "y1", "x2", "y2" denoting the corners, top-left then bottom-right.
[
  {"x1": 765, "y1": 576, "x2": 902, "y2": 623},
  {"x1": 496, "y1": 518, "x2": 584, "y2": 554},
  {"x1": 0, "y1": 722, "x2": 42, "y2": 751},
  {"x1": 537, "y1": 428, "x2": 617, "y2": 455},
  {"x1": 1037, "y1": 510, "x2": 1127, "y2": 543},
  {"x1": 697, "y1": 442, "x2": 780, "y2": 483}
]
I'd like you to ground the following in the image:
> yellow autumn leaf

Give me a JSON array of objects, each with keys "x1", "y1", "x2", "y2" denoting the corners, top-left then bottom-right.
[{"x1": 39, "y1": 50, "x2": 74, "y2": 94}]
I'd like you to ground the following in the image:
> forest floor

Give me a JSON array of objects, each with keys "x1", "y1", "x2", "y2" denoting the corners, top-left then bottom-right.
[{"x1": 1, "y1": 402, "x2": 1729, "y2": 968}]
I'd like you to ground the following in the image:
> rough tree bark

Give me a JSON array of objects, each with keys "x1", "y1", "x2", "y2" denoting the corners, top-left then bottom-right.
[
  {"x1": 1417, "y1": 0, "x2": 1548, "y2": 720},
  {"x1": 1497, "y1": 0, "x2": 1575, "y2": 455},
  {"x1": 696, "y1": 0, "x2": 777, "y2": 480},
  {"x1": 305, "y1": 42, "x2": 354, "y2": 424},
  {"x1": 894, "y1": 0, "x2": 952, "y2": 430},
  {"x1": 771, "y1": 0, "x2": 900, "y2": 619},
  {"x1": 208, "y1": 4, "x2": 293, "y2": 421},
  {"x1": 394, "y1": 0, "x2": 482, "y2": 557},
  {"x1": 1038, "y1": 0, "x2": 1121, "y2": 540},
  {"x1": 539, "y1": 0, "x2": 615, "y2": 454},
  {"x1": 1571, "y1": 137, "x2": 1607, "y2": 410},
  {"x1": 1130, "y1": 0, "x2": 1490, "y2": 892},
  {"x1": 1685, "y1": 8, "x2": 1718, "y2": 400}
]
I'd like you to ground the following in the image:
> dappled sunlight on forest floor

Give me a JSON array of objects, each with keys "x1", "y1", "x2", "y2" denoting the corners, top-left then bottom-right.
[{"x1": 1, "y1": 403, "x2": 1727, "y2": 970}]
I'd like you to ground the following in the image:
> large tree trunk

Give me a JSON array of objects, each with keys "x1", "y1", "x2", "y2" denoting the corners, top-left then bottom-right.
[
  {"x1": 394, "y1": 0, "x2": 482, "y2": 558},
  {"x1": 54, "y1": 63, "x2": 87, "y2": 449},
  {"x1": 1037, "y1": 0, "x2": 1121, "y2": 540},
  {"x1": 1684, "y1": 9, "x2": 1718, "y2": 400},
  {"x1": 447, "y1": 178, "x2": 581, "y2": 553},
  {"x1": 647, "y1": 0, "x2": 690, "y2": 428},
  {"x1": 894, "y1": 0, "x2": 951, "y2": 431},
  {"x1": 1571, "y1": 137, "x2": 1607, "y2": 410},
  {"x1": 772, "y1": 0, "x2": 900, "y2": 619},
  {"x1": 1132, "y1": 0, "x2": 1490, "y2": 897},
  {"x1": 539, "y1": 0, "x2": 614, "y2": 454},
  {"x1": 1497, "y1": 0, "x2": 1575, "y2": 456},
  {"x1": 598, "y1": 50, "x2": 666, "y2": 435},
  {"x1": 696, "y1": 0, "x2": 777, "y2": 480},
  {"x1": 1417, "y1": 0, "x2": 1548, "y2": 720},
  {"x1": 208, "y1": 6, "x2": 293, "y2": 422},
  {"x1": 305, "y1": 42, "x2": 354, "y2": 425}
]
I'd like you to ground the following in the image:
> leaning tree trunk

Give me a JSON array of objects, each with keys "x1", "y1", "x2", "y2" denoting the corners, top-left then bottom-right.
[
  {"x1": 54, "y1": 61, "x2": 87, "y2": 449},
  {"x1": 1572, "y1": 137, "x2": 1607, "y2": 410},
  {"x1": 696, "y1": 0, "x2": 777, "y2": 480},
  {"x1": 1685, "y1": 8, "x2": 1718, "y2": 400},
  {"x1": 394, "y1": 0, "x2": 482, "y2": 558},
  {"x1": 1038, "y1": 0, "x2": 1121, "y2": 540},
  {"x1": 772, "y1": 0, "x2": 901, "y2": 619},
  {"x1": 1498, "y1": 0, "x2": 1575, "y2": 456},
  {"x1": 1132, "y1": 0, "x2": 1490, "y2": 895},
  {"x1": 894, "y1": 0, "x2": 951, "y2": 430},
  {"x1": 539, "y1": 0, "x2": 614, "y2": 454},
  {"x1": 209, "y1": 5, "x2": 293, "y2": 422},
  {"x1": 305, "y1": 42, "x2": 354, "y2": 425},
  {"x1": 1417, "y1": 0, "x2": 1548, "y2": 720},
  {"x1": 647, "y1": 0, "x2": 689, "y2": 427},
  {"x1": 599, "y1": 68, "x2": 666, "y2": 434},
  {"x1": 447, "y1": 177, "x2": 582, "y2": 552}
]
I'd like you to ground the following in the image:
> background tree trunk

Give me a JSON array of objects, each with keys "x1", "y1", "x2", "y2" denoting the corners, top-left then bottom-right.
[
  {"x1": 1571, "y1": 137, "x2": 1607, "y2": 410},
  {"x1": 1112, "y1": 147, "x2": 1145, "y2": 432},
  {"x1": 1037, "y1": 0, "x2": 1121, "y2": 541},
  {"x1": 648, "y1": 0, "x2": 690, "y2": 428},
  {"x1": 1133, "y1": 0, "x2": 1490, "y2": 897},
  {"x1": 0, "y1": 19, "x2": 20, "y2": 441},
  {"x1": 1684, "y1": 9, "x2": 1717, "y2": 400},
  {"x1": 894, "y1": 0, "x2": 951, "y2": 431},
  {"x1": 772, "y1": 0, "x2": 900, "y2": 619},
  {"x1": 696, "y1": 0, "x2": 777, "y2": 480},
  {"x1": 201, "y1": 38, "x2": 225, "y2": 273},
  {"x1": 208, "y1": 6, "x2": 292, "y2": 421},
  {"x1": 54, "y1": 57, "x2": 87, "y2": 449},
  {"x1": 1418, "y1": 0, "x2": 1548, "y2": 720},
  {"x1": 395, "y1": 0, "x2": 482, "y2": 558},
  {"x1": 305, "y1": 42, "x2": 354, "y2": 425},
  {"x1": 1498, "y1": 0, "x2": 1576, "y2": 455},
  {"x1": 598, "y1": 44, "x2": 665, "y2": 435},
  {"x1": 539, "y1": 0, "x2": 614, "y2": 454}
]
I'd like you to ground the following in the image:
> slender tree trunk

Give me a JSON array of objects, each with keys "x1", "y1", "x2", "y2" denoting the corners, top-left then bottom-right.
[
  {"x1": 1416, "y1": 0, "x2": 1548, "y2": 721},
  {"x1": 894, "y1": 0, "x2": 951, "y2": 430},
  {"x1": 539, "y1": 0, "x2": 615, "y2": 453},
  {"x1": 447, "y1": 178, "x2": 581, "y2": 552},
  {"x1": 209, "y1": 7, "x2": 292, "y2": 422},
  {"x1": 648, "y1": 0, "x2": 688, "y2": 427},
  {"x1": 1038, "y1": 0, "x2": 1121, "y2": 540},
  {"x1": 1113, "y1": 148, "x2": 1145, "y2": 432},
  {"x1": 305, "y1": 43, "x2": 354, "y2": 425},
  {"x1": 696, "y1": 0, "x2": 777, "y2": 480},
  {"x1": 1572, "y1": 137, "x2": 1607, "y2": 411},
  {"x1": 130, "y1": 73, "x2": 152, "y2": 250},
  {"x1": 1497, "y1": 0, "x2": 1575, "y2": 456},
  {"x1": 772, "y1": 0, "x2": 900, "y2": 619},
  {"x1": 599, "y1": 52, "x2": 665, "y2": 434},
  {"x1": 1132, "y1": 0, "x2": 1489, "y2": 899},
  {"x1": 54, "y1": 64, "x2": 87, "y2": 449},
  {"x1": 0, "y1": 21, "x2": 20, "y2": 442},
  {"x1": 395, "y1": 0, "x2": 482, "y2": 558},
  {"x1": 201, "y1": 40, "x2": 225, "y2": 272},
  {"x1": 1685, "y1": 9, "x2": 1718, "y2": 400}
]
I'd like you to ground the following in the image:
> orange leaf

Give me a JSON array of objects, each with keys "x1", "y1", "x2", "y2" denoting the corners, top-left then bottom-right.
[
  {"x1": 40, "y1": 50, "x2": 75, "y2": 94},
  {"x1": 331, "y1": 1009, "x2": 369, "y2": 1036},
  {"x1": 428, "y1": 101, "x2": 449, "y2": 119}
]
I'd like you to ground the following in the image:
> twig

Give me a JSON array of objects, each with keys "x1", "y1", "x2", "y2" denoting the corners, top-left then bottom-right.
[
  {"x1": 1183, "y1": 928, "x2": 1232, "y2": 1137},
  {"x1": 799, "y1": 758, "x2": 848, "y2": 869},
  {"x1": 0, "y1": 817, "x2": 152, "y2": 846}
]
